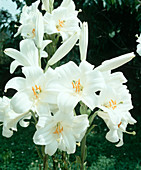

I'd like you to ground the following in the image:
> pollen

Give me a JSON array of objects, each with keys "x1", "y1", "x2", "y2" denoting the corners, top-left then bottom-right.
[
  {"x1": 72, "y1": 79, "x2": 83, "y2": 93},
  {"x1": 105, "y1": 99, "x2": 117, "y2": 110},
  {"x1": 118, "y1": 122, "x2": 122, "y2": 128},
  {"x1": 32, "y1": 85, "x2": 41, "y2": 98},
  {"x1": 53, "y1": 123, "x2": 63, "y2": 135},
  {"x1": 32, "y1": 28, "x2": 35, "y2": 38},
  {"x1": 56, "y1": 20, "x2": 65, "y2": 31}
]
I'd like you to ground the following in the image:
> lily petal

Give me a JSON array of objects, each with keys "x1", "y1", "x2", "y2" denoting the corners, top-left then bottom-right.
[
  {"x1": 96, "y1": 52, "x2": 135, "y2": 72},
  {"x1": 48, "y1": 33, "x2": 79, "y2": 65}
]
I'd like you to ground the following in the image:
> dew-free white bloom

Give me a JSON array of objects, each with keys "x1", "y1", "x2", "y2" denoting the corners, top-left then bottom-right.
[
  {"x1": 4, "y1": 39, "x2": 51, "y2": 73},
  {"x1": 44, "y1": 0, "x2": 80, "y2": 41},
  {"x1": 5, "y1": 66, "x2": 57, "y2": 114},
  {"x1": 0, "y1": 96, "x2": 31, "y2": 138},
  {"x1": 47, "y1": 60, "x2": 104, "y2": 111},
  {"x1": 15, "y1": 0, "x2": 40, "y2": 38},
  {"x1": 98, "y1": 85, "x2": 133, "y2": 124},
  {"x1": 33, "y1": 109, "x2": 89, "y2": 156},
  {"x1": 97, "y1": 85, "x2": 136, "y2": 146},
  {"x1": 98, "y1": 110, "x2": 136, "y2": 147}
]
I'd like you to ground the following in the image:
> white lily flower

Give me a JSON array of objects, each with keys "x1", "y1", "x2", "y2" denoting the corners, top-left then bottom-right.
[
  {"x1": 14, "y1": 0, "x2": 40, "y2": 38},
  {"x1": 95, "y1": 52, "x2": 135, "y2": 72},
  {"x1": 47, "y1": 60, "x2": 104, "y2": 111},
  {"x1": 4, "y1": 39, "x2": 51, "y2": 73},
  {"x1": 14, "y1": 1, "x2": 50, "y2": 50},
  {"x1": 5, "y1": 66, "x2": 57, "y2": 114},
  {"x1": 97, "y1": 85, "x2": 136, "y2": 146},
  {"x1": 97, "y1": 85, "x2": 133, "y2": 125},
  {"x1": 79, "y1": 22, "x2": 88, "y2": 61},
  {"x1": 33, "y1": 109, "x2": 89, "y2": 156},
  {"x1": 98, "y1": 111, "x2": 136, "y2": 147},
  {"x1": 0, "y1": 96, "x2": 31, "y2": 138},
  {"x1": 44, "y1": 0, "x2": 80, "y2": 41},
  {"x1": 48, "y1": 33, "x2": 79, "y2": 66}
]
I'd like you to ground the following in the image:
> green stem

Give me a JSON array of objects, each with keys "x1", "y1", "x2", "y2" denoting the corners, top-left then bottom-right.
[
  {"x1": 44, "y1": 63, "x2": 49, "y2": 72},
  {"x1": 30, "y1": 110, "x2": 38, "y2": 125},
  {"x1": 38, "y1": 48, "x2": 41, "y2": 67},
  {"x1": 35, "y1": 145, "x2": 43, "y2": 160},
  {"x1": 42, "y1": 146, "x2": 48, "y2": 170},
  {"x1": 80, "y1": 135, "x2": 86, "y2": 170}
]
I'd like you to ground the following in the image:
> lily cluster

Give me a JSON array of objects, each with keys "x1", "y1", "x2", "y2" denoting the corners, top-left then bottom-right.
[{"x1": 0, "y1": 0, "x2": 136, "y2": 157}]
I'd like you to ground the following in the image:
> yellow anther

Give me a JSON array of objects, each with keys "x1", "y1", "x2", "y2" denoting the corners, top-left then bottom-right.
[
  {"x1": 106, "y1": 99, "x2": 117, "y2": 110},
  {"x1": 32, "y1": 85, "x2": 41, "y2": 98},
  {"x1": 72, "y1": 79, "x2": 83, "y2": 93},
  {"x1": 118, "y1": 122, "x2": 122, "y2": 128},
  {"x1": 32, "y1": 28, "x2": 35, "y2": 38},
  {"x1": 53, "y1": 123, "x2": 63, "y2": 135},
  {"x1": 59, "y1": 20, "x2": 64, "y2": 27},
  {"x1": 56, "y1": 20, "x2": 65, "y2": 31}
]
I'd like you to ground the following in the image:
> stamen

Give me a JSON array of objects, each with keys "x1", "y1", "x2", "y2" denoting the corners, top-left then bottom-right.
[
  {"x1": 32, "y1": 85, "x2": 41, "y2": 98},
  {"x1": 56, "y1": 20, "x2": 65, "y2": 31},
  {"x1": 72, "y1": 79, "x2": 83, "y2": 93},
  {"x1": 53, "y1": 123, "x2": 63, "y2": 135},
  {"x1": 32, "y1": 28, "x2": 35, "y2": 38},
  {"x1": 118, "y1": 122, "x2": 122, "y2": 128},
  {"x1": 106, "y1": 99, "x2": 117, "y2": 110}
]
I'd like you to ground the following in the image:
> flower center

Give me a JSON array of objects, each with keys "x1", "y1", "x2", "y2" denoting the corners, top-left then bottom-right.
[
  {"x1": 32, "y1": 28, "x2": 35, "y2": 38},
  {"x1": 56, "y1": 20, "x2": 65, "y2": 31},
  {"x1": 72, "y1": 79, "x2": 83, "y2": 93},
  {"x1": 32, "y1": 85, "x2": 41, "y2": 98},
  {"x1": 53, "y1": 122, "x2": 63, "y2": 135},
  {"x1": 105, "y1": 99, "x2": 117, "y2": 110}
]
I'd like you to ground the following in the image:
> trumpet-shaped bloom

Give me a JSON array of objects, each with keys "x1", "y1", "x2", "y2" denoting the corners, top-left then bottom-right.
[
  {"x1": 4, "y1": 39, "x2": 51, "y2": 73},
  {"x1": 14, "y1": 1, "x2": 48, "y2": 50},
  {"x1": 44, "y1": 0, "x2": 80, "y2": 41},
  {"x1": 0, "y1": 96, "x2": 31, "y2": 137},
  {"x1": 97, "y1": 85, "x2": 136, "y2": 146},
  {"x1": 97, "y1": 86, "x2": 133, "y2": 124},
  {"x1": 47, "y1": 60, "x2": 104, "y2": 111},
  {"x1": 98, "y1": 110, "x2": 136, "y2": 147},
  {"x1": 15, "y1": 0, "x2": 39, "y2": 39},
  {"x1": 5, "y1": 66, "x2": 57, "y2": 114},
  {"x1": 33, "y1": 109, "x2": 89, "y2": 156}
]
